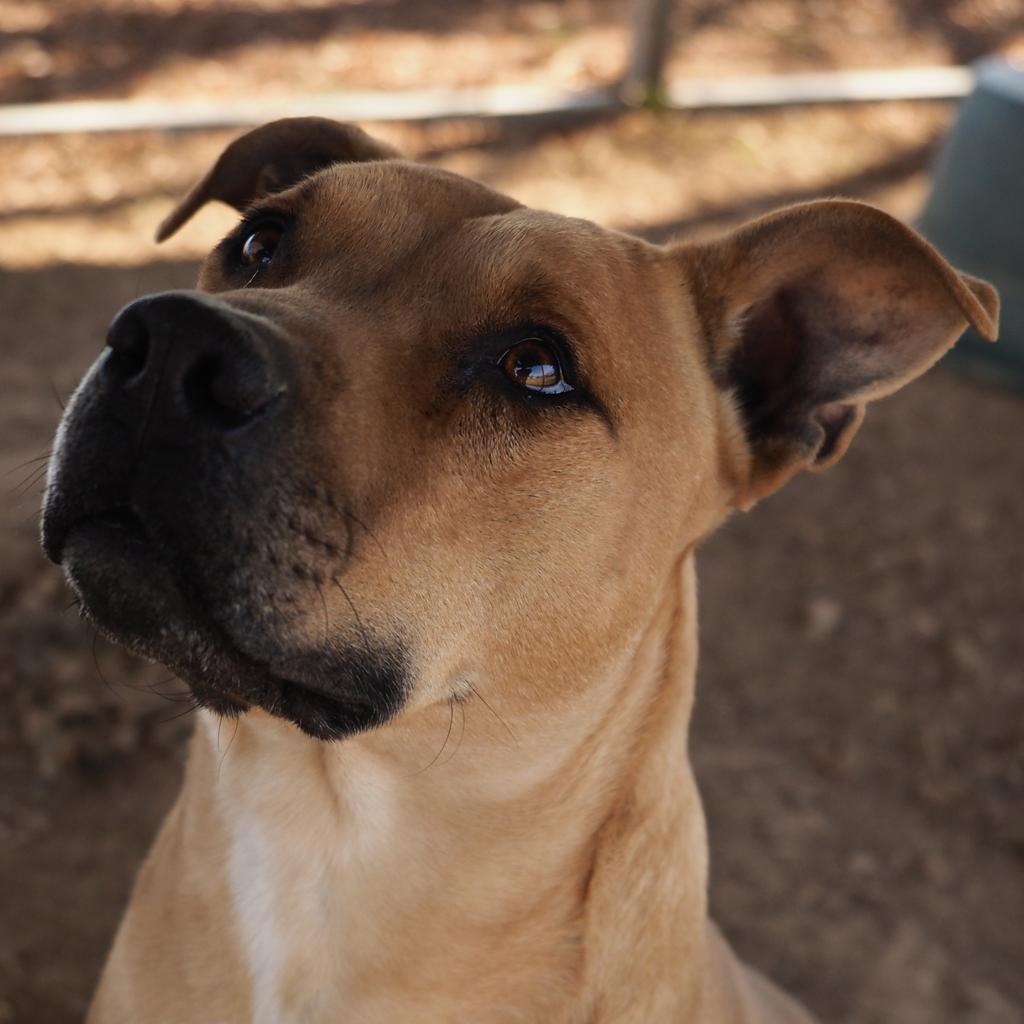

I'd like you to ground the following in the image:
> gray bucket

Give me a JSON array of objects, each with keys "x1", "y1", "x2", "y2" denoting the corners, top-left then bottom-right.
[{"x1": 918, "y1": 57, "x2": 1024, "y2": 391}]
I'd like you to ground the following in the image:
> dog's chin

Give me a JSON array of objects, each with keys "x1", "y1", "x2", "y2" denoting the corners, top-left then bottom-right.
[{"x1": 60, "y1": 513, "x2": 406, "y2": 741}]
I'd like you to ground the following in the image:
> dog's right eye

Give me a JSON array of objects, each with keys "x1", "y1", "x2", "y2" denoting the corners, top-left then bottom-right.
[
  {"x1": 499, "y1": 339, "x2": 574, "y2": 395},
  {"x1": 239, "y1": 225, "x2": 282, "y2": 268}
]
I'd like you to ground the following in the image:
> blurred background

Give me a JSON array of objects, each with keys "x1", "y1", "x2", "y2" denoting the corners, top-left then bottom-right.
[{"x1": 1, "y1": 2, "x2": 1023, "y2": 1022}]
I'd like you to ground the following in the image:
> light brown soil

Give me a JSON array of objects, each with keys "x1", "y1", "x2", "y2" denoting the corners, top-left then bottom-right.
[
  {"x1": 1, "y1": 4, "x2": 1022, "y2": 1022},
  {"x1": 1, "y1": 0, "x2": 1020, "y2": 104}
]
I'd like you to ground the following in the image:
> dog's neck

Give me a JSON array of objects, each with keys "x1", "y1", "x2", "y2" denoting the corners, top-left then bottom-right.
[{"x1": 189, "y1": 551, "x2": 712, "y2": 1021}]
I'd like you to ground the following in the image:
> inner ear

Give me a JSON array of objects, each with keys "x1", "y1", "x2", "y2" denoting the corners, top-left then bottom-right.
[
  {"x1": 682, "y1": 201, "x2": 998, "y2": 510},
  {"x1": 728, "y1": 283, "x2": 876, "y2": 475}
]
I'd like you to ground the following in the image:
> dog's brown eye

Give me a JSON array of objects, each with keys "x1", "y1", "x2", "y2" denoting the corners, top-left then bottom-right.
[
  {"x1": 239, "y1": 225, "x2": 281, "y2": 268},
  {"x1": 500, "y1": 340, "x2": 574, "y2": 395}
]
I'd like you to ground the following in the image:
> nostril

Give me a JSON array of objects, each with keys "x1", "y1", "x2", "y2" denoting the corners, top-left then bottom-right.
[
  {"x1": 100, "y1": 294, "x2": 290, "y2": 437},
  {"x1": 183, "y1": 355, "x2": 242, "y2": 428},
  {"x1": 104, "y1": 313, "x2": 150, "y2": 384},
  {"x1": 182, "y1": 353, "x2": 281, "y2": 429}
]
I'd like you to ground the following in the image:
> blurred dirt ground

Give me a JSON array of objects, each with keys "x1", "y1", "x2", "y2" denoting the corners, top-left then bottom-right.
[
  {"x1": 1, "y1": 0, "x2": 1021, "y2": 104},
  {"x1": 2, "y1": 3, "x2": 1024, "y2": 1023}
]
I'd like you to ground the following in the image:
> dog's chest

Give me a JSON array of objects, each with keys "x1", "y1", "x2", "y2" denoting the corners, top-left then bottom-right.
[
  {"x1": 209, "y1": 718, "x2": 584, "y2": 1023},
  {"x1": 215, "y1": 735, "x2": 402, "y2": 1021},
  {"x1": 226, "y1": 811, "x2": 303, "y2": 1024}
]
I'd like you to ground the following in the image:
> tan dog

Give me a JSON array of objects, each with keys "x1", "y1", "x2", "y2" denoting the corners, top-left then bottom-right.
[{"x1": 41, "y1": 119, "x2": 998, "y2": 1023}]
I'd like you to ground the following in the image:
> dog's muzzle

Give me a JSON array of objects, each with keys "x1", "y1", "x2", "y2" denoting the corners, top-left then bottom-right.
[{"x1": 40, "y1": 290, "x2": 407, "y2": 740}]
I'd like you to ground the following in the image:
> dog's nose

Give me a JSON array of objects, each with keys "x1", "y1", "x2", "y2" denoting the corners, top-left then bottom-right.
[{"x1": 102, "y1": 292, "x2": 288, "y2": 438}]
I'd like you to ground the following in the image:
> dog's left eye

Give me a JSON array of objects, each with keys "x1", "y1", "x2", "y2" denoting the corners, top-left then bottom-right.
[
  {"x1": 239, "y1": 225, "x2": 282, "y2": 268},
  {"x1": 500, "y1": 339, "x2": 574, "y2": 395}
]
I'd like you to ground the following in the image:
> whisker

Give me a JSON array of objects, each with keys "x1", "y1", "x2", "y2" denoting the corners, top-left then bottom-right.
[
  {"x1": 4, "y1": 450, "x2": 52, "y2": 476},
  {"x1": 11, "y1": 464, "x2": 49, "y2": 495},
  {"x1": 116, "y1": 673, "x2": 185, "y2": 699},
  {"x1": 217, "y1": 716, "x2": 241, "y2": 777},
  {"x1": 49, "y1": 379, "x2": 66, "y2": 411},
  {"x1": 343, "y1": 506, "x2": 386, "y2": 558},
  {"x1": 159, "y1": 700, "x2": 201, "y2": 725},
  {"x1": 146, "y1": 685, "x2": 196, "y2": 704},
  {"x1": 410, "y1": 698, "x2": 456, "y2": 775},
  {"x1": 332, "y1": 577, "x2": 371, "y2": 650},
  {"x1": 467, "y1": 682, "x2": 517, "y2": 745},
  {"x1": 314, "y1": 579, "x2": 331, "y2": 647},
  {"x1": 437, "y1": 698, "x2": 467, "y2": 767},
  {"x1": 88, "y1": 657, "x2": 189, "y2": 703}
]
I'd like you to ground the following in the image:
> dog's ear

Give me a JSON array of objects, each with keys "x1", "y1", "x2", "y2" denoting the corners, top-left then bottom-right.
[
  {"x1": 677, "y1": 200, "x2": 998, "y2": 508},
  {"x1": 155, "y1": 117, "x2": 400, "y2": 242}
]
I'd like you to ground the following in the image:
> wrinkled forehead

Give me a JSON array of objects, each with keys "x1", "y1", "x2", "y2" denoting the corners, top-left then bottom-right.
[
  {"x1": 297, "y1": 159, "x2": 521, "y2": 262},
  {"x1": 285, "y1": 160, "x2": 661, "y2": 334}
]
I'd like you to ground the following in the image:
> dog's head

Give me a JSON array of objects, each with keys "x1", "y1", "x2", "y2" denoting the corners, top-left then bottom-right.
[{"x1": 41, "y1": 118, "x2": 997, "y2": 741}]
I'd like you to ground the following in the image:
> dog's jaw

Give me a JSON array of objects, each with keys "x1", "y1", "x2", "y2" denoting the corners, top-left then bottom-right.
[{"x1": 58, "y1": 509, "x2": 409, "y2": 739}]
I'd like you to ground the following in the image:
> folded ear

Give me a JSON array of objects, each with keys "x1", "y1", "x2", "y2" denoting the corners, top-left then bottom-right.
[
  {"x1": 677, "y1": 200, "x2": 999, "y2": 509},
  {"x1": 155, "y1": 117, "x2": 400, "y2": 242}
]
